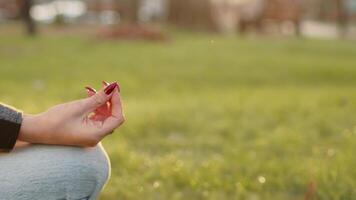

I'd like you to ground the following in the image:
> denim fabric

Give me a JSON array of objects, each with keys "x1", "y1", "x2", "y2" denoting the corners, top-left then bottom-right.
[{"x1": 0, "y1": 143, "x2": 110, "y2": 200}]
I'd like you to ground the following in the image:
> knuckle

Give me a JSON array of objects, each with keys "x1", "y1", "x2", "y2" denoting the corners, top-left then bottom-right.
[{"x1": 116, "y1": 115, "x2": 125, "y2": 125}]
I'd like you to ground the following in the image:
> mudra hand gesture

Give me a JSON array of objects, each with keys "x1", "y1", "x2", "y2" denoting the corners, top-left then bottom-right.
[{"x1": 19, "y1": 81, "x2": 125, "y2": 147}]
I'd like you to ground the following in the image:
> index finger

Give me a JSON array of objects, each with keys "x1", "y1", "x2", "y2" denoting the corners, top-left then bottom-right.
[
  {"x1": 99, "y1": 88, "x2": 124, "y2": 135},
  {"x1": 110, "y1": 87, "x2": 123, "y2": 118}
]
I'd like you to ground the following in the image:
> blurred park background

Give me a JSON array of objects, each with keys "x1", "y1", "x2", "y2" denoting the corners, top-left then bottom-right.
[{"x1": 1, "y1": 0, "x2": 356, "y2": 199}]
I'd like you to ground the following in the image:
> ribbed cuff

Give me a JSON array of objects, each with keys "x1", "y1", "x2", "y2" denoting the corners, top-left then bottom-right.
[{"x1": 0, "y1": 108, "x2": 22, "y2": 152}]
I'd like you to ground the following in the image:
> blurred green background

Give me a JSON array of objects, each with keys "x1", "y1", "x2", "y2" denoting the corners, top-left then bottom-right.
[{"x1": 1, "y1": 24, "x2": 356, "y2": 199}]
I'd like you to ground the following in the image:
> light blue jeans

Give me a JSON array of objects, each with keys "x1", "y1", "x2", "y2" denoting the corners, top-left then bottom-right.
[{"x1": 0, "y1": 144, "x2": 110, "y2": 200}]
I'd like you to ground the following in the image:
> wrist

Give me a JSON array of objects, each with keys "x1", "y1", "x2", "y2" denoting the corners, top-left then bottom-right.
[{"x1": 18, "y1": 114, "x2": 46, "y2": 143}]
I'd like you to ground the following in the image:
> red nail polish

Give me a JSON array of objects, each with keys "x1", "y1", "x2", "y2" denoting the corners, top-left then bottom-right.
[
  {"x1": 102, "y1": 81, "x2": 110, "y2": 86},
  {"x1": 104, "y1": 82, "x2": 118, "y2": 95},
  {"x1": 85, "y1": 86, "x2": 96, "y2": 93}
]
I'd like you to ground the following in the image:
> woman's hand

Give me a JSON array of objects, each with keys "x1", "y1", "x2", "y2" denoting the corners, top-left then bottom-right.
[{"x1": 18, "y1": 82, "x2": 125, "y2": 147}]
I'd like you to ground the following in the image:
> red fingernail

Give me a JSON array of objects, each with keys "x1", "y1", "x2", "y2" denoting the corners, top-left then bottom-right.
[
  {"x1": 104, "y1": 82, "x2": 118, "y2": 95},
  {"x1": 104, "y1": 81, "x2": 120, "y2": 92},
  {"x1": 102, "y1": 81, "x2": 110, "y2": 86},
  {"x1": 85, "y1": 86, "x2": 96, "y2": 93}
]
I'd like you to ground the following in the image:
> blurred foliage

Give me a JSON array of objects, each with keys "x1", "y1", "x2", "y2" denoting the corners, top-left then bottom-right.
[{"x1": 0, "y1": 29, "x2": 356, "y2": 199}]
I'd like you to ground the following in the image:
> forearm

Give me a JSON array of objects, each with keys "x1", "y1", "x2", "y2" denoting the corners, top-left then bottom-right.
[{"x1": 18, "y1": 114, "x2": 47, "y2": 144}]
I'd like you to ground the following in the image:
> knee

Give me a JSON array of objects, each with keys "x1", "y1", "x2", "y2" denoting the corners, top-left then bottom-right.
[
  {"x1": 2, "y1": 143, "x2": 111, "y2": 199},
  {"x1": 42, "y1": 143, "x2": 111, "y2": 187},
  {"x1": 63, "y1": 143, "x2": 111, "y2": 187},
  {"x1": 45, "y1": 144, "x2": 111, "y2": 198}
]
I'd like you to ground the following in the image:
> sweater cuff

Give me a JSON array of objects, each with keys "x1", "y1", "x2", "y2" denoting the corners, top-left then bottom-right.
[{"x1": 0, "y1": 108, "x2": 22, "y2": 152}]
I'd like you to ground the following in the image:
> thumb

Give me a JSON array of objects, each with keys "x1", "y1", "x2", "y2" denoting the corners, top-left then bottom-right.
[{"x1": 83, "y1": 82, "x2": 118, "y2": 111}]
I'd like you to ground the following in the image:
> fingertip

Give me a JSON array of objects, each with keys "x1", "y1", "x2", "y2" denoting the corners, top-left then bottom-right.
[
  {"x1": 104, "y1": 82, "x2": 118, "y2": 95},
  {"x1": 85, "y1": 86, "x2": 96, "y2": 97},
  {"x1": 85, "y1": 86, "x2": 96, "y2": 93},
  {"x1": 111, "y1": 86, "x2": 120, "y2": 100},
  {"x1": 102, "y1": 81, "x2": 120, "y2": 92}
]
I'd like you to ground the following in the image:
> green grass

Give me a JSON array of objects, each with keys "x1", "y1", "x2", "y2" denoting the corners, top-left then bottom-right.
[{"x1": 1, "y1": 28, "x2": 356, "y2": 199}]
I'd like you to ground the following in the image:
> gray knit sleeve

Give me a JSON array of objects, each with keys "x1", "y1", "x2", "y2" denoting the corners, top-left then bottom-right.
[
  {"x1": 0, "y1": 104, "x2": 23, "y2": 152},
  {"x1": 0, "y1": 105, "x2": 22, "y2": 124}
]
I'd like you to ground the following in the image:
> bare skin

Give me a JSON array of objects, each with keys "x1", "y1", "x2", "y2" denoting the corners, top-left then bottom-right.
[{"x1": 17, "y1": 82, "x2": 124, "y2": 147}]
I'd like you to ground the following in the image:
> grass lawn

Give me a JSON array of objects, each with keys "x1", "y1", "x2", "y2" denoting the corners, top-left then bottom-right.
[{"x1": 1, "y1": 27, "x2": 356, "y2": 199}]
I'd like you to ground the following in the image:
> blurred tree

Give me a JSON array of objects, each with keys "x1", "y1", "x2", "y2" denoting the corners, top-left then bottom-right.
[
  {"x1": 317, "y1": 0, "x2": 349, "y2": 37},
  {"x1": 17, "y1": 0, "x2": 36, "y2": 35},
  {"x1": 167, "y1": 0, "x2": 217, "y2": 31},
  {"x1": 336, "y1": 0, "x2": 348, "y2": 37},
  {"x1": 116, "y1": 0, "x2": 140, "y2": 23},
  {"x1": 261, "y1": 0, "x2": 302, "y2": 36}
]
